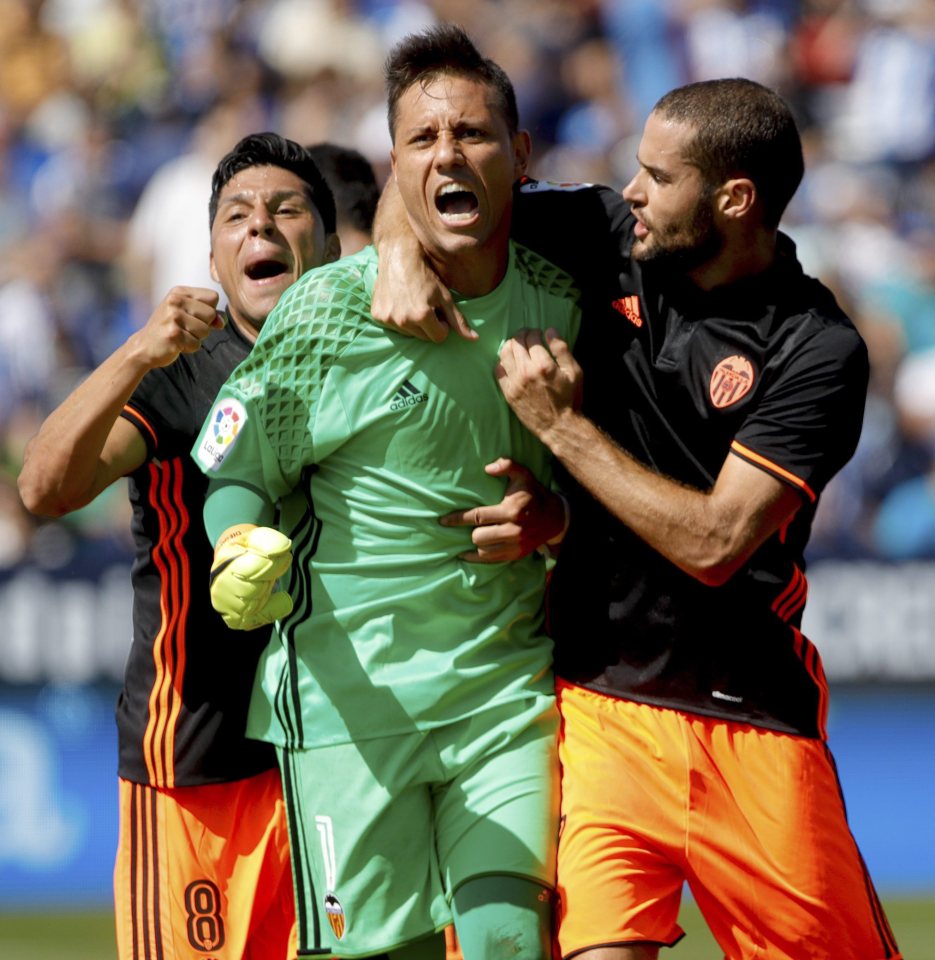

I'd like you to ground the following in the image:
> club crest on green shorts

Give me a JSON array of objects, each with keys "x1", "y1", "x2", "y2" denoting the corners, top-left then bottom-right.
[{"x1": 324, "y1": 892, "x2": 346, "y2": 940}]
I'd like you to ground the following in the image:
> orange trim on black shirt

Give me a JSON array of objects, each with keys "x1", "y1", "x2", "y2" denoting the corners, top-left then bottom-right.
[
  {"x1": 792, "y1": 626, "x2": 829, "y2": 740},
  {"x1": 143, "y1": 458, "x2": 191, "y2": 787},
  {"x1": 123, "y1": 403, "x2": 159, "y2": 451},
  {"x1": 165, "y1": 460, "x2": 191, "y2": 779},
  {"x1": 145, "y1": 461, "x2": 175, "y2": 785},
  {"x1": 772, "y1": 565, "x2": 808, "y2": 622},
  {"x1": 730, "y1": 441, "x2": 816, "y2": 503}
]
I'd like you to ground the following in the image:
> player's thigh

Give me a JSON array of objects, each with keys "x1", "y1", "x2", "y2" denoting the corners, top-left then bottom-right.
[
  {"x1": 683, "y1": 723, "x2": 901, "y2": 960},
  {"x1": 434, "y1": 697, "x2": 560, "y2": 895},
  {"x1": 554, "y1": 682, "x2": 687, "y2": 958},
  {"x1": 450, "y1": 874, "x2": 553, "y2": 960},
  {"x1": 281, "y1": 739, "x2": 451, "y2": 958},
  {"x1": 115, "y1": 771, "x2": 295, "y2": 960}
]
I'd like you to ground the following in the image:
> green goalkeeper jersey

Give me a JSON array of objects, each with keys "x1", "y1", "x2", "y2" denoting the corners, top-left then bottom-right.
[{"x1": 193, "y1": 243, "x2": 580, "y2": 748}]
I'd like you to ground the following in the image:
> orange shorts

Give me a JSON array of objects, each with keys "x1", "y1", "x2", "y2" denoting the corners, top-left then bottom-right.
[
  {"x1": 555, "y1": 681, "x2": 901, "y2": 960},
  {"x1": 115, "y1": 769, "x2": 297, "y2": 960}
]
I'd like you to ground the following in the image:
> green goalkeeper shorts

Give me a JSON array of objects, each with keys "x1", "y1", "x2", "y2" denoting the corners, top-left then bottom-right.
[{"x1": 279, "y1": 695, "x2": 560, "y2": 958}]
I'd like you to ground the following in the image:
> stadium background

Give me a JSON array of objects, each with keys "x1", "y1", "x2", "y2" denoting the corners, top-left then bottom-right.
[{"x1": 1, "y1": 0, "x2": 933, "y2": 956}]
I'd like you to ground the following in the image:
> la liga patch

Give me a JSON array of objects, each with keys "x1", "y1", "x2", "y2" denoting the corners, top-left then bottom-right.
[{"x1": 197, "y1": 397, "x2": 247, "y2": 471}]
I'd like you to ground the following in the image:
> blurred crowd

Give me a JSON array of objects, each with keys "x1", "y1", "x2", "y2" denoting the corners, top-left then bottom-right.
[{"x1": 1, "y1": 0, "x2": 934, "y2": 575}]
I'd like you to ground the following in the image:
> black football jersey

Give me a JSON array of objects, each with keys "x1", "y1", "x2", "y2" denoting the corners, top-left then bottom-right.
[
  {"x1": 512, "y1": 179, "x2": 868, "y2": 738},
  {"x1": 117, "y1": 315, "x2": 277, "y2": 785}
]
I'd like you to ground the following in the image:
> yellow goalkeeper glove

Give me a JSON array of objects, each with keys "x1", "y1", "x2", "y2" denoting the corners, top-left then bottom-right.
[{"x1": 210, "y1": 525, "x2": 294, "y2": 630}]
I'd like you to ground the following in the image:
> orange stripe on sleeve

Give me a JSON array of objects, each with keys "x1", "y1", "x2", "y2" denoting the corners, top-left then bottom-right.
[
  {"x1": 730, "y1": 441, "x2": 816, "y2": 503},
  {"x1": 123, "y1": 404, "x2": 159, "y2": 450}
]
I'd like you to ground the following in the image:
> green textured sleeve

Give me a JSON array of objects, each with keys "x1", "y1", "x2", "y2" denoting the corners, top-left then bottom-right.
[
  {"x1": 203, "y1": 481, "x2": 276, "y2": 546},
  {"x1": 191, "y1": 272, "x2": 337, "y2": 497}
]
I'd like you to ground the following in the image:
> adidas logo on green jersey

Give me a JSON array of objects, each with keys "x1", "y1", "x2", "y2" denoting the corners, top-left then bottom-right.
[{"x1": 389, "y1": 379, "x2": 428, "y2": 411}]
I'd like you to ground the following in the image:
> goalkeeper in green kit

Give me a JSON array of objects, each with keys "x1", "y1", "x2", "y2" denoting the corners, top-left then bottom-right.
[{"x1": 193, "y1": 25, "x2": 580, "y2": 960}]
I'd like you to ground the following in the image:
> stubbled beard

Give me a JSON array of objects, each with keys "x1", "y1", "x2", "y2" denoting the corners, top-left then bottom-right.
[{"x1": 632, "y1": 198, "x2": 723, "y2": 272}]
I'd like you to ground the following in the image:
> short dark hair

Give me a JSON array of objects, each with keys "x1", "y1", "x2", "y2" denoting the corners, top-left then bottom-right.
[
  {"x1": 654, "y1": 78, "x2": 804, "y2": 228},
  {"x1": 306, "y1": 142, "x2": 379, "y2": 236},
  {"x1": 385, "y1": 24, "x2": 519, "y2": 140},
  {"x1": 209, "y1": 132, "x2": 337, "y2": 233}
]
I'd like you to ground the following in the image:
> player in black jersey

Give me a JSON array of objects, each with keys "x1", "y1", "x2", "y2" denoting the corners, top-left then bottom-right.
[
  {"x1": 374, "y1": 78, "x2": 901, "y2": 960},
  {"x1": 18, "y1": 133, "x2": 339, "y2": 960}
]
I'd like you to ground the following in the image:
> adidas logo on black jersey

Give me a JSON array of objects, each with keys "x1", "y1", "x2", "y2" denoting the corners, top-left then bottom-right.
[{"x1": 389, "y1": 379, "x2": 428, "y2": 411}]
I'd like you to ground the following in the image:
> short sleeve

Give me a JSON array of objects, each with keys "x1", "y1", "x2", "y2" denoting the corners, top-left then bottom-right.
[
  {"x1": 731, "y1": 323, "x2": 869, "y2": 503},
  {"x1": 190, "y1": 264, "x2": 366, "y2": 500},
  {"x1": 122, "y1": 365, "x2": 194, "y2": 461},
  {"x1": 192, "y1": 294, "x2": 316, "y2": 501}
]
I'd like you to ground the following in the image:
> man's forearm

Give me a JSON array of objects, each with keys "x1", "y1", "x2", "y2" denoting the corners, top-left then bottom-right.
[
  {"x1": 495, "y1": 332, "x2": 798, "y2": 585},
  {"x1": 20, "y1": 286, "x2": 222, "y2": 516},
  {"x1": 544, "y1": 411, "x2": 716, "y2": 570},
  {"x1": 372, "y1": 177, "x2": 411, "y2": 252},
  {"x1": 371, "y1": 179, "x2": 471, "y2": 340},
  {"x1": 541, "y1": 409, "x2": 795, "y2": 586},
  {"x1": 18, "y1": 337, "x2": 153, "y2": 515}
]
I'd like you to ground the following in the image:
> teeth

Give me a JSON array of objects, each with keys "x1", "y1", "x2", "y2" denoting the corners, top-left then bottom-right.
[{"x1": 435, "y1": 181, "x2": 478, "y2": 222}]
